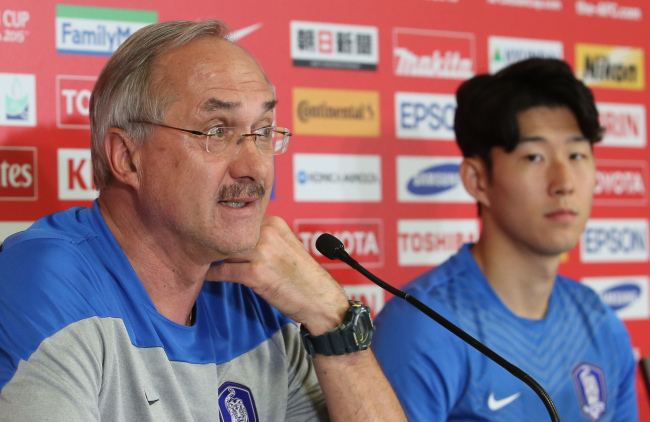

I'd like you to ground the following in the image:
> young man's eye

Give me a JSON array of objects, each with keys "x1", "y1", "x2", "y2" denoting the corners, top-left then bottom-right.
[
  {"x1": 570, "y1": 153, "x2": 587, "y2": 160},
  {"x1": 525, "y1": 154, "x2": 542, "y2": 162}
]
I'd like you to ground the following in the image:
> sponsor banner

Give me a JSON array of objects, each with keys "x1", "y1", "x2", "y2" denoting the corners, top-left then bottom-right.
[
  {"x1": 343, "y1": 284, "x2": 386, "y2": 317},
  {"x1": 594, "y1": 159, "x2": 648, "y2": 206},
  {"x1": 294, "y1": 218, "x2": 384, "y2": 268},
  {"x1": 597, "y1": 102, "x2": 646, "y2": 148},
  {"x1": 57, "y1": 148, "x2": 98, "y2": 200},
  {"x1": 582, "y1": 276, "x2": 650, "y2": 320},
  {"x1": 575, "y1": 43, "x2": 645, "y2": 90},
  {"x1": 290, "y1": 21, "x2": 379, "y2": 70},
  {"x1": 293, "y1": 87, "x2": 379, "y2": 137},
  {"x1": 397, "y1": 156, "x2": 473, "y2": 203},
  {"x1": 0, "y1": 146, "x2": 37, "y2": 200},
  {"x1": 575, "y1": 1, "x2": 642, "y2": 21},
  {"x1": 0, "y1": 221, "x2": 33, "y2": 243},
  {"x1": 485, "y1": 0, "x2": 563, "y2": 10},
  {"x1": 293, "y1": 153, "x2": 381, "y2": 202},
  {"x1": 0, "y1": 9, "x2": 30, "y2": 43},
  {"x1": 488, "y1": 36, "x2": 564, "y2": 73},
  {"x1": 55, "y1": 4, "x2": 157, "y2": 56},
  {"x1": 580, "y1": 219, "x2": 649, "y2": 263},
  {"x1": 56, "y1": 75, "x2": 96, "y2": 129},
  {"x1": 395, "y1": 92, "x2": 456, "y2": 140},
  {"x1": 393, "y1": 27, "x2": 475, "y2": 79},
  {"x1": 398, "y1": 219, "x2": 479, "y2": 266},
  {"x1": 0, "y1": 73, "x2": 36, "y2": 126}
]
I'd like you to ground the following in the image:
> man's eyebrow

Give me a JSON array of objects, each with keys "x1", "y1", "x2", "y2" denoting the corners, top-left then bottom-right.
[
  {"x1": 203, "y1": 98, "x2": 241, "y2": 111},
  {"x1": 264, "y1": 99, "x2": 278, "y2": 112},
  {"x1": 519, "y1": 135, "x2": 588, "y2": 143}
]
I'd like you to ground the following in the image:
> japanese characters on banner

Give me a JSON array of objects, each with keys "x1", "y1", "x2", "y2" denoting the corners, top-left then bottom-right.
[{"x1": 1, "y1": 0, "x2": 649, "y2": 416}]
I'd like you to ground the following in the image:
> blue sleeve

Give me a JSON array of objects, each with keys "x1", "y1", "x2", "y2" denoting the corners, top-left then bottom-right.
[
  {"x1": 610, "y1": 313, "x2": 638, "y2": 422},
  {"x1": 372, "y1": 294, "x2": 469, "y2": 421}
]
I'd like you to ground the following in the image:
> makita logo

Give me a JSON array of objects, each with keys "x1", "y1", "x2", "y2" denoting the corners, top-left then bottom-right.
[
  {"x1": 55, "y1": 5, "x2": 157, "y2": 56},
  {"x1": 57, "y1": 148, "x2": 97, "y2": 200},
  {"x1": 0, "y1": 147, "x2": 36, "y2": 200},
  {"x1": 294, "y1": 219, "x2": 383, "y2": 268},
  {"x1": 297, "y1": 101, "x2": 374, "y2": 123},
  {"x1": 395, "y1": 92, "x2": 456, "y2": 140},
  {"x1": 408, "y1": 164, "x2": 460, "y2": 195},
  {"x1": 393, "y1": 28, "x2": 475, "y2": 79},
  {"x1": 598, "y1": 103, "x2": 646, "y2": 148},
  {"x1": 398, "y1": 219, "x2": 479, "y2": 265},
  {"x1": 581, "y1": 219, "x2": 649, "y2": 262},
  {"x1": 57, "y1": 75, "x2": 96, "y2": 129},
  {"x1": 601, "y1": 284, "x2": 640, "y2": 311}
]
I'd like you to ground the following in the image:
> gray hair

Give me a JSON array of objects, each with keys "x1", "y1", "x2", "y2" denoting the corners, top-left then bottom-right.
[{"x1": 89, "y1": 20, "x2": 231, "y2": 190}]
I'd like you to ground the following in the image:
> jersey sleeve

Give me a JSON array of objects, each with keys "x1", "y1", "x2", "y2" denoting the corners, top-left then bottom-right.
[
  {"x1": 372, "y1": 294, "x2": 469, "y2": 421},
  {"x1": 609, "y1": 311, "x2": 638, "y2": 422},
  {"x1": 0, "y1": 239, "x2": 106, "y2": 421}
]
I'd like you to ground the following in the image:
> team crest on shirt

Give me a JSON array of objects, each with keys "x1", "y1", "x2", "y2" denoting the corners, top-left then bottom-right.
[
  {"x1": 218, "y1": 382, "x2": 259, "y2": 422},
  {"x1": 571, "y1": 362, "x2": 607, "y2": 421}
]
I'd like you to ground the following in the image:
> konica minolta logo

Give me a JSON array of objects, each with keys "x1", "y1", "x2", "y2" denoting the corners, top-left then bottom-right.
[
  {"x1": 55, "y1": 5, "x2": 157, "y2": 56},
  {"x1": 407, "y1": 163, "x2": 460, "y2": 195},
  {"x1": 601, "y1": 283, "x2": 641, "y2": 311}
]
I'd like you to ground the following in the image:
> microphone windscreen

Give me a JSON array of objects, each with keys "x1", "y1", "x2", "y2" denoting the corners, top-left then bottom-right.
[{"x1": 315, "y1": 233, "x2": 344, "y2": 260}]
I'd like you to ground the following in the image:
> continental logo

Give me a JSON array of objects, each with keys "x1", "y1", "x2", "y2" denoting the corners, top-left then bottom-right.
[
  {"x1": 576, "y1": 43, "x2": 645, "y2": 90},
  {"x1": 293, "y1": 88, "x2": 379, "y2": 137}
]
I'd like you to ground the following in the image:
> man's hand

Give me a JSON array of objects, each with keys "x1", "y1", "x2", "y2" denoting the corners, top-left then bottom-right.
[{"x1": 206, "y1": 215, "x2": 349, "y2": 335}]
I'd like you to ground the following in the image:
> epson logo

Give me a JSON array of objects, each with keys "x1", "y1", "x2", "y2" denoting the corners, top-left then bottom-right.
[
  {"x1": 297, "y1": 100, "x2": 374, "y2": 123},
  {"x1": 407, "y1": 164, "x2": 460, "y2": 195},
  {"x1": 581, "y1": 219, "x2": 649, "y2": 263},
  {"x1": 395, "y1": 92, "x2": 456, "y2": 140},
  {"x1": 393, "y1": 28, "x2": 475, "y2": 80},
  {"x1": 601, "y1": 284, "x2": 640, "y2": 311}
]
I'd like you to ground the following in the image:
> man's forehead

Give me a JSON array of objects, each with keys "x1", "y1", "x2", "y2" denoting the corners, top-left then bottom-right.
[{"x1": 201, "y1": 97, "x2": 277, "y2": 113}]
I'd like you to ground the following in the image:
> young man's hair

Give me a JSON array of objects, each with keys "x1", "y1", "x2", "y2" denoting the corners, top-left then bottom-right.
[{"x1": 454, "y1": 58, "x2": 603, "y2": 172}]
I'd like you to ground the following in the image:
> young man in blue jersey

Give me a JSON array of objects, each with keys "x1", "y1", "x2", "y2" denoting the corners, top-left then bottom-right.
[
  {"x1": 0, "y1": 20, "x2": 405, "y2": 421},
  {"x1": 373, "y1": 58, "x2": 637, "y2": 421}
]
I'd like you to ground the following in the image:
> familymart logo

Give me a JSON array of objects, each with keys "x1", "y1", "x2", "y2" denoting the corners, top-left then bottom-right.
[{"x1": 56, "y1": 4, "x2": 157, "y2": 56}]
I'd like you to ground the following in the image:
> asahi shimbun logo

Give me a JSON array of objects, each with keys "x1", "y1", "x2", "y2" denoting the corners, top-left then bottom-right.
[
  {"x1": 398, "y1": 219, "x2": 479, "y2": 266},
  {"x1": 290, "y1": 21, "x2": 378, "y2": 70},
  {"x1": 580, "y1": 219, "x2": 649, "y2": 263},
  {"x1": 0, "y1": 146, "x2": 37, "y2": 201},
  {"x1": 393, "y1": 27, "x2": 475, "y2": 79},
  {"x1": 582, "y1": 276, "x2": 650, "y2": 320},
  {"x1": 597, "y1": 102, "x2": 646, "y2": 148},
  {"x1": 294, "y1": 218, "x2": 384, "y2": 268},
  {"x1": 594, "y1": 160, "x2": 648, "y2": 206},
  {"x1": 293, "y1": 87, "x2": 379, "y2": 137},
  {"x1": 0, "y1": 73, "x2": 36, "y2": 126},
  {"x1": 397, "y1": 156, "x2": 473, "y2": 203},
  {"x1": 576, "y1": 43, "x2": 645, "y2": 90},
  {"x1": 488, "y1": 36, "x2": 563, "y2": 73},
  {"x1": 56, "y1": 4, "x2": 157, "y2": 56}
]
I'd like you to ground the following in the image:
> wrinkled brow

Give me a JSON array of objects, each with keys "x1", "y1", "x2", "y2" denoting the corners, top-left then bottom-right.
[{"x1": 202, "y1": 98, "x2": 278, "y2": 112}]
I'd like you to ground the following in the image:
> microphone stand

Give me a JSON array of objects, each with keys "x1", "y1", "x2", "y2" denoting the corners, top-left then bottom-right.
[{"x1": 316, "y1": 233, "x2": 560, "y2": 422}]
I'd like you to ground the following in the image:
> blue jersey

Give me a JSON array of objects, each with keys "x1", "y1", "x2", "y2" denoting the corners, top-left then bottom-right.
[
  {"x1": 0, "y1": 202, "x2": 327, "y2": 421},
  {"x1": 373, "y1": 244, "x2": 637, "y2": 422}
]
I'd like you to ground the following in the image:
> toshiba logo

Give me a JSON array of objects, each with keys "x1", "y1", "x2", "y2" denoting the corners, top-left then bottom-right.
[
  {"x1": 0, "y1": 146, "x2": 37, "y2": 200},
  {"x1": 294, "y1": 218, "x2": 384, "y2": 268},
  {"x1": 398, "y1": 219, "x2": 479, "y2": 266},
  {"x1": 393, "y1": 28, "x2": 475, "y2": 79}
]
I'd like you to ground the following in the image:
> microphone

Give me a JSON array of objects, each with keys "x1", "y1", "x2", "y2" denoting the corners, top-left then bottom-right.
[{"x1": 316, "y1": 233, "x2": 561, "y2": 422}]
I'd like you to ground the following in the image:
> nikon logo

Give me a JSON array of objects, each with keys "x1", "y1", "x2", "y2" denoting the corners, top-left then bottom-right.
[
  {"x1": 293, "y1": 88, "x2": 379, "y2": 137},
  {"x1": 576, "y1": 44, "x2": 645, "y2": 90}
]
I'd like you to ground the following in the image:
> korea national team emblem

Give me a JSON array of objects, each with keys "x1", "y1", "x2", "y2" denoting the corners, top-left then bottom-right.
[
  {"x1": 571, "y1": 362, "x2": 607, "y2": 421},
  {"x1": 218, "y1": 382, "x2": 259, "y2": 422}
]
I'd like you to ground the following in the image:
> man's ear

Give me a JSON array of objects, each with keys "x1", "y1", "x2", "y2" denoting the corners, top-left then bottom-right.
[
  {"x1": 104, "y1": 128, "x2": 140, "y2": 190},
  {"x1": 459, "y1": 156, "x2": 490, "y2": 208}
]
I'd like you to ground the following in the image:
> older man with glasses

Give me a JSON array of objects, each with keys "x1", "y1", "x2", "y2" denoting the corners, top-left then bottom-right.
[{"x1": 0, "y1": 20, "x2": 405, "y2": 422}]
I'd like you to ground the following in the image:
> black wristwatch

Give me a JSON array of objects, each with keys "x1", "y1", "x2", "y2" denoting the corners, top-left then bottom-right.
[{"x1": 300, "y1": 301, "x2": 374, "y2": 357}]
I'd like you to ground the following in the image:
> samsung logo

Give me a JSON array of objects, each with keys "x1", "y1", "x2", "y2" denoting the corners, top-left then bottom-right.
[
  {"x1": 407, "y1": 164, "x2": 460, "y2": 195},
  {"x1": 601, "y1": 283, "x2": 640, "y2": 311}
]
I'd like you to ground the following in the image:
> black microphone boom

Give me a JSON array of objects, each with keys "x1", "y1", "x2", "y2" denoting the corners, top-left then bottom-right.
[{"x1": 315, "y1": 233, "x2": 561, "y2": 422}]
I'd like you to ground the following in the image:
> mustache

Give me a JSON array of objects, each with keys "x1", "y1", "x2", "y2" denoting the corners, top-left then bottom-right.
[{"x1": 217, "y1": 183, "x2": 266, "y2": 201}]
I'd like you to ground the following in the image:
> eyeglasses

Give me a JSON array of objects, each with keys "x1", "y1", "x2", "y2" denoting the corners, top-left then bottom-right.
[{"x1": 132, "y1": 121, "x2": 291, "y2": 156}]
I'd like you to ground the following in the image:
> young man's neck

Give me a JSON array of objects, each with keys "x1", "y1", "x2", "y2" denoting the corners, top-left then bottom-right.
[{"x1": 470, "y1": 233, "x2": 562, "y2": 320}]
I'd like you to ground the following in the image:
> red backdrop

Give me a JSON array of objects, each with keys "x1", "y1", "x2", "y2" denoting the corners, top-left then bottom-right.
[{"x1": 1, "y1": 0, "x2": 648, "y2": 419}]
